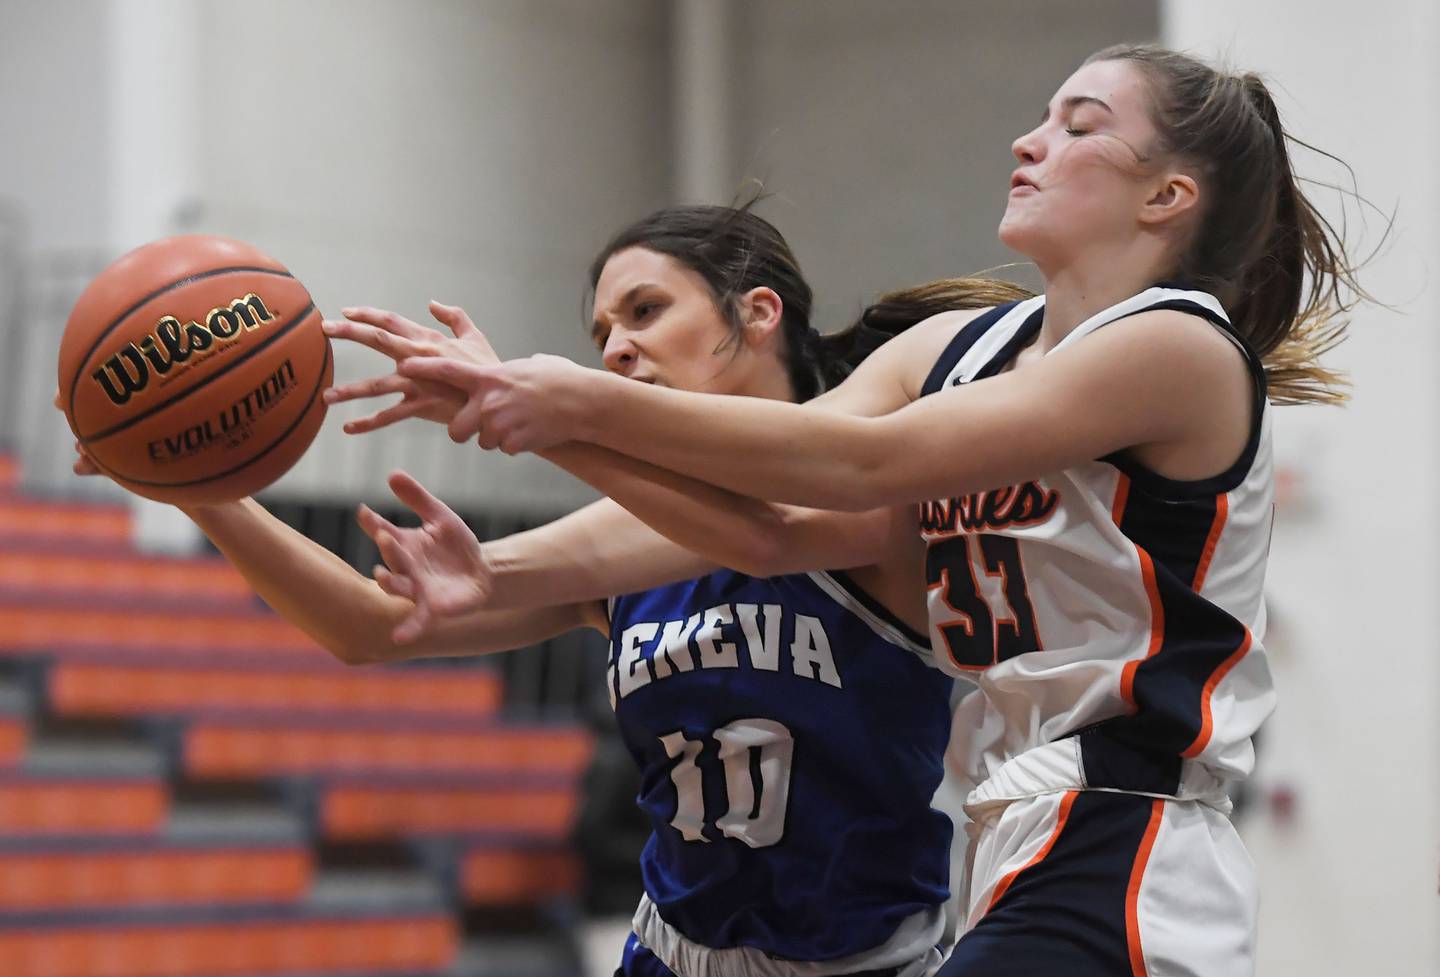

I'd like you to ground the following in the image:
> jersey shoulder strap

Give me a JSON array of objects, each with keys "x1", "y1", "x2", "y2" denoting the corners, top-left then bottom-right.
[{"x1": 920, "y1": 296, "x2": 1046, "y2": 397}]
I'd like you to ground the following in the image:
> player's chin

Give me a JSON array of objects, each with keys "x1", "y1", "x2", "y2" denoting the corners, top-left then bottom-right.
[{"x1": 997, "y1": 208, "x2": 1045, "y2": 253}]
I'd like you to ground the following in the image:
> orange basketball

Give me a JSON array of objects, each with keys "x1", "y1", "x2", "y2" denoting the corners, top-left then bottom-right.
[{"x1": 57, "y1": 235, "x2": 332, "y2": 505}]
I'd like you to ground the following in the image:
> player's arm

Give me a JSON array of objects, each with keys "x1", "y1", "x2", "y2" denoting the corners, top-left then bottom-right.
[
  {"x1": 428, "y1": 309, "x2": 1247, "y2": 510},
  {"x1": 393, "y1": 310, "x2": 963, "y2": 589},
  {"x1": 482, "y1": 315, "x2": 968, "y2": 582},
  {"x1": 529, "y1": 442, "x2": 901, "y2": 581},
  {"x1": 181, "y1": 499, "x2": 606, "y2": 663}
]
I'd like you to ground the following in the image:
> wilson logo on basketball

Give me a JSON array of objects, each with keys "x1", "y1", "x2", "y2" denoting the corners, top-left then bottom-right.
[{"x1": 90, "y1": 293, "x2": 280, "y2": 405}]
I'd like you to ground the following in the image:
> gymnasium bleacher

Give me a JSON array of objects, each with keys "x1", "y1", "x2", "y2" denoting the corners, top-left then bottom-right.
[{"x1": 0, "y1": 455, "x2": 594, "y2": 977}]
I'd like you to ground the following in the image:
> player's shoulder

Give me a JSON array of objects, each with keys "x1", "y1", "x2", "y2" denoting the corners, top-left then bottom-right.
[
  {"x1": 880, "y1": 306, "x2": 1002, "y2": 399},
  {"x1": 1071, "y1": 306, "x2": 1250, "y2": 378}
]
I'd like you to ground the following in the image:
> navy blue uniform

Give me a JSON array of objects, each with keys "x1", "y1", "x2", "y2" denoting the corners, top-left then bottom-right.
[{"x1": 607, "y1": 568, "x2": 957, "y2": 976}]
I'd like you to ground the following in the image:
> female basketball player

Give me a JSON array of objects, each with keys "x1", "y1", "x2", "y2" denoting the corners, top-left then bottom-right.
[
  {"x1": 73, "y1": 204, "x2": 1031, "y2": 977},
  {"x1": 374, "y1": 46, "x2": 1363, "y2": 976}
]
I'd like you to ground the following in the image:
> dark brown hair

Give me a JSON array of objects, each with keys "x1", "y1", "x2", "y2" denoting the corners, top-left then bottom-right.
[
  {"x1": 588, "y1": 205, "x2": 1031, "y2": 400},
  {"x1": 1089, "y1": 44, "x2": 1365, "y2": 405}
]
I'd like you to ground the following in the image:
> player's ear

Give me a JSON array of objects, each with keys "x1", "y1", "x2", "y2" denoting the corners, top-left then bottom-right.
[
  {"x1": 739, "y1": 287, "x2": 784, "y2": 349},
  {"x1": 1139, "y1": 170, "x2": 1200, "y2": 227}
]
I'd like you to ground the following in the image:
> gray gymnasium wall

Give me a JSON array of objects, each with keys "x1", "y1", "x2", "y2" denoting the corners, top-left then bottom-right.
[
  {"x1": 0, "y1": 1, "x2": 111, "y2": 483},
  {"x1": 193, "y1": 0, "x2": 673, "y2": 511},
  {"x1": 0, "y1": 0, "x2": 1156, "y2": 514},
  {"x1": 729, "y1": 0, "x2": 1157, "y2": 331}
]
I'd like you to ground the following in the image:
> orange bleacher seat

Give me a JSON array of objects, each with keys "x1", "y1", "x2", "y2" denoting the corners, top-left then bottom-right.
[
  {"x1": 48, "y1": 661, "x2": 502, "y2": 719},
  {"x1": 0, "y1": 715, "x2": 25, "y2": 767},
  {"x1": 0, "y1": 605, "x2": 317, "y2": 657},
  {"x1": 0, "y1": 500, "x2": 130, "y2": 547},
  {"x1": 0, "y1": 551, "x2": 253, "y2": 606},
  {"x1": 459, "y1": 846, "x2": 579, "y2": 906},
  {"x1": 0, "y1": 845, "x2": 311, "y2": 911},
  {"x1": 184, "y1": 720, "x2": 590, "y2": 779},
  {"x1": 0, "y1": 779, "x2": 167, "y2": 834},
  {"x1": 322, "y1": 778, "x2": 578, "y2": 840},
  {"x1": 0, "y1": 914, "x2": 458, "y2": 977}
]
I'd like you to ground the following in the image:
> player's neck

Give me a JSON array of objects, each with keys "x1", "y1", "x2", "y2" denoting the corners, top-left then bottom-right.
[
  {"x1": 734, "y1": 360, "x2": 798, "y2": 403},
  {"x1": 1037, "y1": 244, "x2": 1172, "y2": 350}
]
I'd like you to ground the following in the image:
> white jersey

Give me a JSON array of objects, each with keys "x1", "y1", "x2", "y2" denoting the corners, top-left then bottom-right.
[{"x1": 919, "y1": 287, "x2": 1276, "y2": 799}]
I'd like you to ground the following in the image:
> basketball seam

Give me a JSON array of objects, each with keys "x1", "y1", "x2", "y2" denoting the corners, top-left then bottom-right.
[
  {"x1": 65, "y1": 265, "x2": 295, "y2": 421},
  {"x1": 80, "y1": 302, "x2": 318, "y2": 444},
  {"x1": 96, "y1": 338, "x2": 332, "y2": 491}
]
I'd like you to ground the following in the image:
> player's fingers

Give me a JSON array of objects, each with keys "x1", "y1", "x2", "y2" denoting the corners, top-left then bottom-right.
[
  {"x1": 448, "y1": 398, "x2": 489, "y2": 444},
  {"x1": 322, "y1": 319, "x2": 424, "y2": 361},
  {"x1": 342, "y1": 399, "x2": 433, "y2": 435},
  {"x1": 428, "y1": 301, "x2": 479, "y2": 337},
  {"x1": 399, "y1": 356, "x2": 495, "y2": 390},
  {"x1": 71, "y1": 442, "x2": 101, "y2": 476},
  {"x1": 373, "y1": 564, "x2": 415, "y2": 600},
  {"x1": 323, "y1": 373, "x2": 412, "y2": 406},
  {"x1": 387, "y1": 470, "x2": 456, "y2": 525},
  {"x1": 338, "y1": 306, "x2": 431, "y2": 340},
  {"x1": 374, "y1": 529, "x2": 418, "y2": 581},
  {"x1": 355, "y1": 503, "x2": 404, "y2": 545},
  {"x1": 393, "y1": 604, "x2": 428, "y2": 645},
  {"x1": 429, "y1": 302, "x2": 499, "y2": 362}
]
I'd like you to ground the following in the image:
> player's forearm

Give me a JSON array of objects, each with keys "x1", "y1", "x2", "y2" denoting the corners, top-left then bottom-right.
[
  {"x1": 574, "y1": 371, "x2": 895, "y2": 511},
  {"x1": 181, "y1": 499, "x2": 410, "y2": 663},
  {"x1": 180, "y1": 499, "x2": 589, "y2": 662},
  {"x1": 481, "y1": 499, "x2": 715, "y2": 610},
  {"x1": 539, "y1": 443, "x2": 887, "y2": 576}
]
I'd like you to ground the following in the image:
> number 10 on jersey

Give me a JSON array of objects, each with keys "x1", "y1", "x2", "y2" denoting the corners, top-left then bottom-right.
[{"x1": 659, "y1": 718, "x2": 794, "y2": 849}]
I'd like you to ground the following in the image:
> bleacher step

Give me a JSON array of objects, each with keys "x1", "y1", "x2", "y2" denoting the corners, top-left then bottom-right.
[
  {"x1": 305, "y1": 867, "x2": 449, "y2": 914},
  {"x1": 446, "y1": 936, "x2": 576, "y2": 977},
  {"x1": 165, "y1": 799, "x2": 307, "y2": 846},
  {"x1": 23, "y1": 734, "x2": 165, "y2": 778}
]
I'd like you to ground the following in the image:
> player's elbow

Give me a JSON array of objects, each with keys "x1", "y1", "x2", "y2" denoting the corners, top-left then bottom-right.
[
  {"x1": 832, "y1": 443, "x2": 910, "y2": 511},
  {"x1": 322, "y1": 631, "x2": 413, "y2": 667},
  {"x1": 709, "y1": 511, "x2": 797, "y2": 578},
  {"x1": 820, "y1": 472, "x2": 888, "y2": 513},
  {"x1": 719, "y1": 535, "x2": 791, "y2": 578}
]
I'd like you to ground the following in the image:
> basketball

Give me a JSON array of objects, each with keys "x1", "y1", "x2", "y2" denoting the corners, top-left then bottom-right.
[{"x1": 57, "y1": 235, "x2": 332, "y2": 505}]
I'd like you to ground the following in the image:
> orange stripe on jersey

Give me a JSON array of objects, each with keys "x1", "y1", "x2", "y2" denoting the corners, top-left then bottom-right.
[
  {"x1": 1111, "y1": 473, "x2": 1131, "y2": 524},
  {"x1": 1181, "y1": 628, "x2": 1254, "y2": 759},
  {"x1": 1120, "y1": 547, "x2": 1165, "y2": 708},
  {"x1": 1126, "y1": 799, "x2": 1165, "y2": 977},
  {"x1": 984, "y1": 790, "x2": 1078, "y2": 913},
  {"x1": 1190, "y1": 494, "x2": 1229, "y2": 592},
  {"x1": 1112, "y1": 475, "x2": 1166, "y2": 708}
]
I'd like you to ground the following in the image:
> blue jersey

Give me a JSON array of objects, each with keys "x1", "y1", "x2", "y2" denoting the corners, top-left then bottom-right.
[{"x1": 607, "y1": 567, "x2": 956, "y2": 971}]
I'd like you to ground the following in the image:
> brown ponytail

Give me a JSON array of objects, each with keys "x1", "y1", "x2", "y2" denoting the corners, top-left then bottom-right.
[
  {"x1": 819, "y1": 277, "x2": 1036, "y2": 388},
  {"x1": 1091, "y1": 44, "x2": 1371, "y2": 406}
]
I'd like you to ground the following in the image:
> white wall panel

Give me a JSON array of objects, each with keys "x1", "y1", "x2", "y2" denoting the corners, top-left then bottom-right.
[{"x1": 1163, "y1": 3, "x2": 1440, "y2": 972}]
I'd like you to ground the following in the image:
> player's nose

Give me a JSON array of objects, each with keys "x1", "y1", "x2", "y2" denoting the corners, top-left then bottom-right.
[{"x1": 601, "y1": 331, "x2": 638, "y2": 375}]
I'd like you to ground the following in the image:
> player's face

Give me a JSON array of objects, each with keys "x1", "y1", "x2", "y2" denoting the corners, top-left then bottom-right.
[
  {"x1": 998, "y1": 59, "x2": 1165, "y2": 269},
  {"x1": 591, "y1": 246, "x2": 761, "y2": 395}
]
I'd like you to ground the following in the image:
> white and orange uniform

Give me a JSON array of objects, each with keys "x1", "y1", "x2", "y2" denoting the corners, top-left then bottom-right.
[{"x1": 922, "y1": 288, "x2": 1273, "y2": 977}]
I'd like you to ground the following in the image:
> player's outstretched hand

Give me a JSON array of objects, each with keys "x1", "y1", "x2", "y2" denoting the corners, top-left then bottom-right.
[
  {"x1": 70, "y1": 441, "x2": 101, "y2": 477},
  {"x1": 399, "y1": 353, "x2": 594, "y2": 454},
  {"x1": 322, "y1": 301, "x2": 499, "y2": 434},
  {"x1": 355, "y1": 470, "x2": 493, "y2": 644}
]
